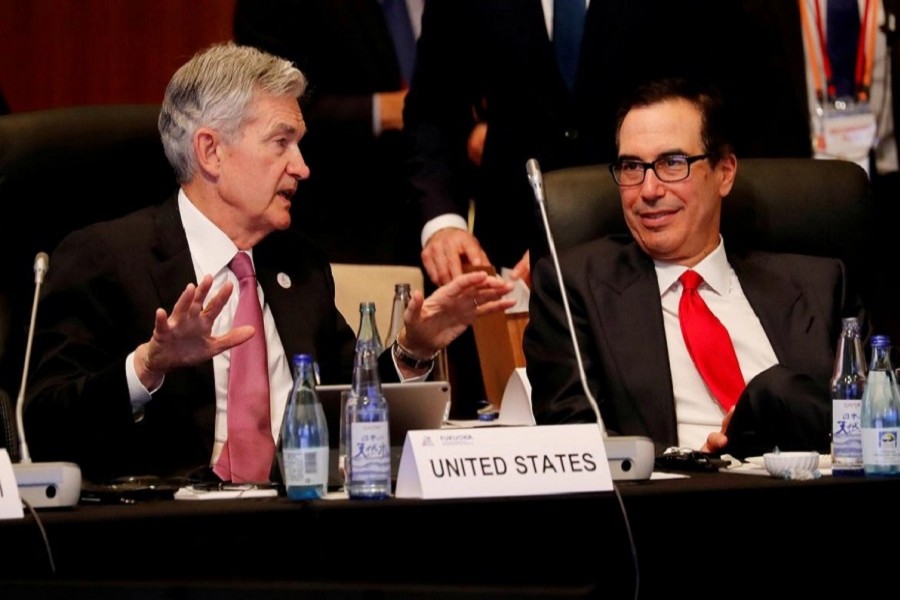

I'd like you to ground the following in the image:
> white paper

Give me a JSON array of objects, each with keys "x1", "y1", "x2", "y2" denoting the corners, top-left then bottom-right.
[
  {"x1": 0, "y1": 449, "x2": 24, "y2": 519},
  {"x1": 500, "y1": 267, "x2": 530, "y2": 313},
  {"x1": 174, "y1": 486, "x2": 278, "y2": 501}
]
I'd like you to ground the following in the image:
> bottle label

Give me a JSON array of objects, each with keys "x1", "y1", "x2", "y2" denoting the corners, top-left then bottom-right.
[
  {"x1": 832, "y1": 399, "x2": 863, "y2": 464},
  {"x1": 282, "y1": 447, "x2": 329, "y2": 487},
  {"x1": 348, "y1": 421, "x2": 391, "y2": 480},
  {"x1": 862, "y1": 427, "x2": 900, "y2": 466}
]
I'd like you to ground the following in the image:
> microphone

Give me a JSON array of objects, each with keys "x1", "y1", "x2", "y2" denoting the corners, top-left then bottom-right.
[
  {"x1": 12, "y1": 252, "x2": 82, "y2": 508},
  {"x1": 526, "y1": 159, "x2": 654, "y2": 480},
  {"x1": 526, "y1": 159, "x2": 605, "y2": 435}
]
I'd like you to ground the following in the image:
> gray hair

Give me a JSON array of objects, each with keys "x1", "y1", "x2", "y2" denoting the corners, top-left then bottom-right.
[{"x1": 158, "y1": 42, "x2": 306, "y2": 183}]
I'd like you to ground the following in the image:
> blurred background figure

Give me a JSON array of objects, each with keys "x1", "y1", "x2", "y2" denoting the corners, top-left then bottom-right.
[
  {"x1": 233, "y1": 0, "x2": 426, "y2": 266},
  {"x1": 402, "y1": 0, "x2": 726, "y2": 415},
  {"x1": 721, "y1": 0, "x2": 898, "y2": 343}
]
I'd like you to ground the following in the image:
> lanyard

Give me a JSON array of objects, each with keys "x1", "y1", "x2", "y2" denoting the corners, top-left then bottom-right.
[{"x1": 799, "y1": 0, "x2": 880, "y2": 103}]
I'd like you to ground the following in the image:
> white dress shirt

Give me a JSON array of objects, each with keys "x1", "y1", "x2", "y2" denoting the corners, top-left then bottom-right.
[
  {"x1": 126, "y1": 190, "x2": 293, "y2": 465},
  {"x1": 655, "y1": 238, "x2": 779, "y2": 449}
]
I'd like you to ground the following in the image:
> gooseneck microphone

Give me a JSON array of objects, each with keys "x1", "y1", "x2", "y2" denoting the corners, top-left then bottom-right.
[
  {"x1": 15, "y1": 251, "x2": 50, "y2": 463},
  {"x1": 12, "y1": 252, "x2": 82, "y2": 508},
  {"x1": 526, "y1": 158, "x2": 606, "y2": 436}
]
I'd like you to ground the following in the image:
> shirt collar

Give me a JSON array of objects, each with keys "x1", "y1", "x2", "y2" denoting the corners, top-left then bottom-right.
[
  {"x1": 654, "y1": 236, "x2": 730, "y2": 297},
  {"x1": 178, "y1": 189, "x2": 250, "y2": 277}
]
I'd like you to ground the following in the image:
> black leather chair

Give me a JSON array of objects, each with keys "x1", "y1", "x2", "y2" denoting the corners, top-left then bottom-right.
[
  {"x1": 541, "y1": 157, "x2": 896, "y2": 341},
  {"x1": 0, "y1": 104, "x2": 177, "y2": 402}
]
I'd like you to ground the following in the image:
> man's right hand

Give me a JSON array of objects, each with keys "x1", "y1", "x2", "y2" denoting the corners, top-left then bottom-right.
[
  {"x1": 132, "y1": 275, "x2": 255, "y2": 390},
  {"x1": 421, "y1": 228, "x2": 491, "y2": 287}
]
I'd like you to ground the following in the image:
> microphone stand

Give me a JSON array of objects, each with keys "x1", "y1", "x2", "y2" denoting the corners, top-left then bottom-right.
[{"x1": 12, "y1": 252, "x2": 82, "y2": 508}]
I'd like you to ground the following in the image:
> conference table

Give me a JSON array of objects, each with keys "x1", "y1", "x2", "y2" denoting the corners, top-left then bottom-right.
[{"x1": 1, "y1": 468, "x2": 897, "y2": 598}]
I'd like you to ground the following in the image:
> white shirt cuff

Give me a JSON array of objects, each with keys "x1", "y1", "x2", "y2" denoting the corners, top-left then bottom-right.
[
  {"x1": 126, "y1": 350, "x2": 161, "y2": 414},
  {"x1": 421, "y1": 214, "x2": 468, "y2": 248}
]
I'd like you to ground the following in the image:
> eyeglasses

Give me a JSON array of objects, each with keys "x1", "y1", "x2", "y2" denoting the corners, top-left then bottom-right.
[{"x1": 609, "y1": 154, "x2": 710, "y2": 186}]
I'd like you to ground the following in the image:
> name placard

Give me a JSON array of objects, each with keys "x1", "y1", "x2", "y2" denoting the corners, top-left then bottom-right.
[
  {"x1": 0, "y1": 449, "x2": 24, "y2": 520},
  {"x1": 395, "y1": 424, "x2": 613, "y2": 499}
]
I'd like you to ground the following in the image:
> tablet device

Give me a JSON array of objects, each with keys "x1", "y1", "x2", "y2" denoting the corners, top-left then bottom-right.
[
  {"x1": 317, "y1": 381, "x2": 451, "y2": 447},
  {"x1": 316, "y1": 381, "x2": 452, "y2": 487}
]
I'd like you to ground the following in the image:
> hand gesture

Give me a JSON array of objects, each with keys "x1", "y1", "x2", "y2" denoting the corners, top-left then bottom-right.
[
  {"x1": 421, "y1": 228, "x2": 491, "y2": 286},
  {"x1": 133, "y1": 275, "x2": 255, "y2": 389},
  {"x1": 398, "y1": 270, "x2": 514, "y2": 358}
]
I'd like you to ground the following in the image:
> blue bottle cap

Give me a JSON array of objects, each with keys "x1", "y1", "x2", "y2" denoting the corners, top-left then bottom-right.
[{"x1": 871, "y1": 335, "x2": 891, "y2": 348}]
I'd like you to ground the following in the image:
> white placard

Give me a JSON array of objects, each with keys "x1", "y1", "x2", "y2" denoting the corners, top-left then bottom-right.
[
  {"x1": 395, "y1": 423, "x2": 613, "y2": 499},
  {"x1": 0, "y1": 449, "x2": 24, "y2": 520}
]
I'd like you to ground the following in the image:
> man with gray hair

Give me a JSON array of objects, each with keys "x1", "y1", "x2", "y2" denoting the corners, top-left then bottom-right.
[{"x1": 24, "y1": 43, "x2": 512, "y2": 483}]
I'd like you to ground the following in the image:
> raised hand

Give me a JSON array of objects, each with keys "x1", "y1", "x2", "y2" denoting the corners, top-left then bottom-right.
[{"x1": 132, "y1": 275, "x2": 255, "y2": 389}]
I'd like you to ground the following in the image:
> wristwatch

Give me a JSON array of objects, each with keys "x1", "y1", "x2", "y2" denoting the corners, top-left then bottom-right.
[{"x1": 391, "y1": 340, "x2": 438, "y2": 370}]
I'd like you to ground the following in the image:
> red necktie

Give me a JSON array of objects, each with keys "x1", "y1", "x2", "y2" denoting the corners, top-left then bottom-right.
[
  {"x1": 678, "y1": 270, "x2": 745, "y2": 412},
  {"x1": 214, "y1": 252, "x2": 274, "y2": 483}
]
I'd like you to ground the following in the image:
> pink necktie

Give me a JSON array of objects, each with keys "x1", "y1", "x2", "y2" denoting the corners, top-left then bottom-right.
[
  {"x1": 214, "y1": 252, "x2": 274, "y2": 482},
  {"x1": 678, "y1": 270, "x2": 745, "y2": 412}
]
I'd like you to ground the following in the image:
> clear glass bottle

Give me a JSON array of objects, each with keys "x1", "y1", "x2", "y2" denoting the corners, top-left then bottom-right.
[
  {"x1": 277, "y1": 354, "x2": 329, "y2": 499},
  {"x1": 345, "y1": 328, "x2": 391, "y2": 499},
  {"x1": 384, "y1": 283, "x2": 411, "y2": 350},
  {"x1": 831, "y1": 317, "x2": 866, "y2": 476},
  {"x1": 861, "y1": 335, "x2": 900, "y2": 476},
  {"x1": 355, "y1": 301, "x2": 384, "y2": 357}
]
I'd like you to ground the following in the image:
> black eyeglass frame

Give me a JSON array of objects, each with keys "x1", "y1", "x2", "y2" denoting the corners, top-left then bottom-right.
[{"x1": 609, "y1": 153, "x2": 710, "y2": 186}]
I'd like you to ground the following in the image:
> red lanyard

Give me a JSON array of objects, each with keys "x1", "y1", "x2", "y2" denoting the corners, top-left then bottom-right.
[{"x1": 799, "y1": 0, "x2": 879, "y2": 103}]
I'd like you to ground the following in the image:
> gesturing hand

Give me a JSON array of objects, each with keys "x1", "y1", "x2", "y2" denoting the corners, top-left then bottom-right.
[{"x1": 133, "y1": 275, "x2": 255, "y2": 389}]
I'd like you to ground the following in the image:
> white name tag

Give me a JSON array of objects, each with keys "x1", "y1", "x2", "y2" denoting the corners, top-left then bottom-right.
[
  {"x1": 0, "y1": 449, "x2": 24, "y2": 520},
  {"x1": 815, "y1": 104, "x2": 877, "y2": 174},
  {"x1": 395, "y1": 423, "x2": 613, "y2": 499}
]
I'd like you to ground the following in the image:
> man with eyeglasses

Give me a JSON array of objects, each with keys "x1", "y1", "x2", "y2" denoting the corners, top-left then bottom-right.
[{"x1": 524, "y1": 78, "x2": 863, "y2": 458}]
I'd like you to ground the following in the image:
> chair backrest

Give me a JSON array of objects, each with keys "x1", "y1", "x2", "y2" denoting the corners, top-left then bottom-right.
[
  {"x1": 541, "y1": 156, "x2": 891, "y2": 337},
  {"x1": 330, "y1": 262, "x2": 448, "y2": 381},
  {"x1": 0, "y1": 104, "x2": 177, "y2": 396},
  {"x1": 330, "y1": 262, "x2": 426, "y2": 345}
]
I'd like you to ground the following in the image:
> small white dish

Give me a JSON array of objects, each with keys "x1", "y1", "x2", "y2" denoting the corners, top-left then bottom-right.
[{"x1": 763, "y1": 451, "x2": 820, "y2": 479}]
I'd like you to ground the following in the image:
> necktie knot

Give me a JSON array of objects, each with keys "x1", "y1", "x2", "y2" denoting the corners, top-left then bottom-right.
[
  {"x1": 679, "y1": 269, "x2": 703, "y2": 292},
  {"x1": 230, "y1": 252, "x2": 255, "y2": 281}
]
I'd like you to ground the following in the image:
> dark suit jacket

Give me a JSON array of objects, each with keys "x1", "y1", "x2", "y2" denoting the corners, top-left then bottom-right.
[
  {"x1": 24, "y1": 195, "x2": 395, "y2": 481},
  {"x1": 233, "y1": 0, "x2": 420, "y2": 265},
  {"x1": 523, "y1": 236, "x2": 862, "y2": 453},
  {"x1": 403, "y1": 0, "x2": 729, "y2": 269}
]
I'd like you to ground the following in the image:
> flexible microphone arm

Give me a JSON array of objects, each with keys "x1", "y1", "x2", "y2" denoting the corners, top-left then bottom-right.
[
  {"x1": 526, "y1": 159, "x2": 606, "y2": 437},
  {"x1": 15, "y1": 251, "x2": 49, "y2": 463}
]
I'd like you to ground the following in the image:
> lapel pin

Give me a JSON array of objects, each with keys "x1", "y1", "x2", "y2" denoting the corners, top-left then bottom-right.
[{"x1": 277, "y1": 272, "x2": 292, "y2": 289}]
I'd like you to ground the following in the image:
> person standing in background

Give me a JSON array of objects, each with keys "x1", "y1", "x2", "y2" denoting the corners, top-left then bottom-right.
[
  {"x1": 721, "y1": 0, "x2": 899, "y2": 344},
  {"x1": 233, "y1": 0, "x2": 430, "y2": 267},
  {"x1": 403, "y1": 0, "x2": 727, "y2": 415}
]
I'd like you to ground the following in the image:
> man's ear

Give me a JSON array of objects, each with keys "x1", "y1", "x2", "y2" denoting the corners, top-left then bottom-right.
[
  {"x1": 717, "y1": 153, "x2": 737, "y2": 198},
  {"x1": 193, "y1": 127, "x2": 221, "y2": 178}
]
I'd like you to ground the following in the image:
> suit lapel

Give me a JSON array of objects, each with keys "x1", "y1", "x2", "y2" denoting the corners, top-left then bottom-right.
[
  {"x1": 731, "y1": 254, "x2": 810, "y2": 366},
  {"x1": 148, "y1": 195, "x2": 197, "y2": 312},
  {"x1": 586, "y1": 245, "x2": 678, "y2": 443},
  {"x1": 146, "y1": 194, "x2": 215, "y2": 394}
]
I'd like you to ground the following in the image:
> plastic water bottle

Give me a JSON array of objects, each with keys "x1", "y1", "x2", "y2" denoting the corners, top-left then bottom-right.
[
  {"x1": 384, "y1": 283, "x2": 411, "y2": 350},
  {"x1": 345, "y1": 314, "x2": 391, "y2": 499},
  {"x1": 830, "y1": 317, "x2": 866, "y2": 476},
  {"x1": 277, "y1": 354, "x2": 329, "y2": 499},
  {"x1": 861, "y1": 335, "x2": 900, "y2": 476}
]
